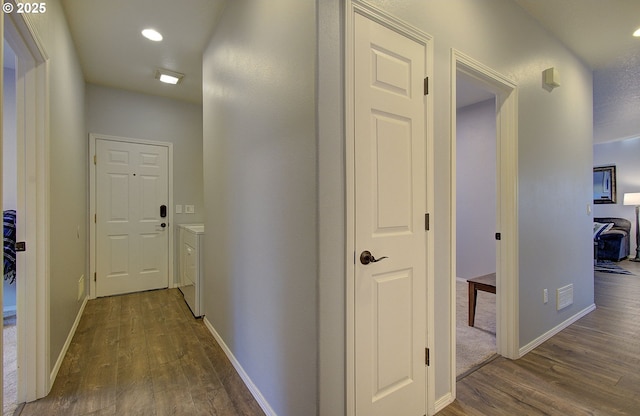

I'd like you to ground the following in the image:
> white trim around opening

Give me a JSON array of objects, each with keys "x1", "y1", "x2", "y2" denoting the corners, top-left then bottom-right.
[
  {"x1": 449, "y1": 49, "x2": 520, "y2": 400},
  {"x1": 4, "y1": 7, "x2": 51, "y2": 402}
]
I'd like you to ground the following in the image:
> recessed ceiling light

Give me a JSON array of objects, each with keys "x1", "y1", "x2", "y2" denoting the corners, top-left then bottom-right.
[
  {"x1": 634, "y1": 28, "x2": 640, "y2": 37},
  {"x1": 159, "y1": 74, "x2": 180, "y2": 84},
  {"x1": 155, "y1": 68, "x2": 184, "y2": 85},
  {"x1": 142, "y1": 28, "x2": 163, "y2": 42}
]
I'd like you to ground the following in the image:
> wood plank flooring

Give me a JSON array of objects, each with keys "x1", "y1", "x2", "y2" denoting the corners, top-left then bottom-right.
[
  {"x1": 14, "y1": 261, "x2": 640, "y2": 415},
  {"x1": 19, "y1": 289, "x2": 265, "y2": 416},
  {"x1": 437, "y1": 260, "x2": 640, "y2": 416}
]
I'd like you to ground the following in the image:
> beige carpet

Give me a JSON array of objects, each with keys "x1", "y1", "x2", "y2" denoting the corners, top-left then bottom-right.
[
  {"x1": 4, "y1": 323, "x2": 17, "y2": 416},
  {"x1": 456, "y1": 279, "x2": 496, "y2": 378}
]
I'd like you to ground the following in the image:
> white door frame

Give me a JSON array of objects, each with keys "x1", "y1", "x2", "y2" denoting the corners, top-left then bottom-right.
[
  {"x1": 4, "y1": 6, "x2": 51, "y2": 402},
  {"x1": 449, "y1": 50, "x2": 519, "y2": 396},
  {"x1": 345, "y1": 1, "x2": 435, "y2": 414},
  {"x1": 89, "y1": 133, "x2": 174, "y2": 299}
]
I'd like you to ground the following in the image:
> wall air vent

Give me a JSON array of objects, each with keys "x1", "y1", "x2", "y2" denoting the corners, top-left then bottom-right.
[{"x1": 557, "y1": 284, "x2": 573, "y2": 311}]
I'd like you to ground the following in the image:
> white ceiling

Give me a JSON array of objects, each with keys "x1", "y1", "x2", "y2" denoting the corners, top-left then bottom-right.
[
  {"x1": 458, "y1": 0, "x2": 640, "y2": 109},
  {"x1": 513, "y1": 0, "x2": 640, "y2": 71},
  {"x1": 59, "y1": 0, "x2": 640, "y2": 106},
  {"x1": 61, "y1": 0, "x2": 227, "y2": 104}
]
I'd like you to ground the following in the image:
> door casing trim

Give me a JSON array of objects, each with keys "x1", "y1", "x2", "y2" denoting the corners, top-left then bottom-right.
[
  {"x1": 4, "y1": 7, "x2": 51, "y2": 401},
  {"x1": 345, "y1": 1, "x2": 435, "y2": 414},
  {"x1": 449, "y1": 49, "x2": 520, "y2": 399},
  {"x1": 89, "y1": 133, "x2": 174, "y2": 299}
]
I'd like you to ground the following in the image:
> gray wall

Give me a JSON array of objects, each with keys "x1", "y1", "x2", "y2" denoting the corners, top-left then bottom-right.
[
  {"x1": 3, "y1": 66, "x2": 16, "y2": 313},
  {"x1": 85, "y1": 84, "x2": 204, "y2": 282},
  {"x1": 202, "y1": 1, "x2": 317, "y2": 415},
  {"x1": 593, "y1": 137, "x2": 640, "y2": 254},
  {"x1": 317, "y1": 0, "x2": 345, "y2": 414},
  {"x1": 3, "y1": 66, "x2": 16, "y2": 211},
  {"x1": 28, "y1": 0, "x2": 88, "y2": 370},
  {"x1": 456, "y1": 99, "x2": 497, "y2": 279}
]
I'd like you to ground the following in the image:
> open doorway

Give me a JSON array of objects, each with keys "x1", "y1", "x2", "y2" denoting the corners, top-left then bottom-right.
[
  {"x1": 3, "y1": 39, "x2": 19, "y2": 416},
  {"x1": 3, "y1": 9, "x2": 51, "y2": 405},
  {"x1": 450, "y1": 51, "x2": 519, "y2": 393},
  {"x1": 455, "y1": 71, "x2": 498, "y2": 378}
]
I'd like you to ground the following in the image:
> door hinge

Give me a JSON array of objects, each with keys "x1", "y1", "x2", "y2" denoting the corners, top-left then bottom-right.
[
  {"x1": 94, "y1": 213, "x2": 97, "y2": 223},
  {"x1": 94, "y1": 272, "x2": 97, "y2": 282},
  {"x1": 495, "y1": 232, "x2": 501, "y2": 241},
  {"x1": 425, "y1": 213, "x2": 430, "y2": 231},
  {"x1": 15, "y1": 241, "x2": 26, "y2": 252},
  {"x1": 424, "y1": 77, "x2": 429, "y2": 95},
  {"x1": 93, "y1": 154, "x2": 96, "y2": 165},
  {"x1": 425, "y1": 347, "x2": 430, "y2": 366}
]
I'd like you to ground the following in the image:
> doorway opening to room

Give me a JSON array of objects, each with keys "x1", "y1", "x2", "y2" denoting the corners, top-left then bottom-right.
[
  {"x1": 4, "y1": 9, "x2": 51, "y2": 405},
  {"x1": 451, "y1": 51, "x2": 519, "y2": 393},
  {"x1": 455, "y1": 70, "x2": 498, "y2": 379},
  {"x1": 3, "y1": 38, "x2": 20, "y2": 416}
]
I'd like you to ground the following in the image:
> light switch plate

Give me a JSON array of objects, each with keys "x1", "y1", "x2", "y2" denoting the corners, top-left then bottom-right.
[
  {"x1": 175, "y1": 205, "x2": 183, "y2": 214},
  {"x1": 185, "y1": 205, "x2": 195, "y2": 214}
]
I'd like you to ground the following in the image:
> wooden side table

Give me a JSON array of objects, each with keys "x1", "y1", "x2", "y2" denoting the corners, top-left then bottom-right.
[{"x1": 467, "y1": 273, "x2": 496, "y2": 327}]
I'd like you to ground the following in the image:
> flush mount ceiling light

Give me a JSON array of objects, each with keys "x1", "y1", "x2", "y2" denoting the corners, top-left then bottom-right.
[
  {"x1": 634, "y1": 27, "x2": 640, "y2": 37},
  {"x1": 155, "y1": 68, "x2": 184, "y2": 85},
  {"x1": 142, "y1": 28, "x2": 163, "y2": 42}
]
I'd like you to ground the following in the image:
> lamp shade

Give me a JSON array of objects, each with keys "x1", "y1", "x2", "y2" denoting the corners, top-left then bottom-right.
[{"x1": 623, "y1": 192, "x2": 640, "y2": 206}]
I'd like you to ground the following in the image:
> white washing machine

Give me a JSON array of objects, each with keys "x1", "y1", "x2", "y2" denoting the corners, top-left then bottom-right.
[{"x1": 178, "y1": 224, "x2": 204, "y2": 317}]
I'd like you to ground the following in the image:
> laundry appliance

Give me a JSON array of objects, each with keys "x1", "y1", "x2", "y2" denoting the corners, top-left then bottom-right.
[{"x1": 178, "y1": 224, "x2": 204, "y2": 317}]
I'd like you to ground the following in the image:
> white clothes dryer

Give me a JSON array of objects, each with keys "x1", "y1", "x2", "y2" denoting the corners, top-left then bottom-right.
[{"x1": 178, "y1": 224, "x2": 204, "y2": 317}]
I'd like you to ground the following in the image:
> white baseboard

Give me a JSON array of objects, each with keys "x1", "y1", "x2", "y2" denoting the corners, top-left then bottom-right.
[
  {"x1": 203, "y1": 317, "x2": 277, "y2": 416},
  {"x1": 519, "y1": 303, "x2": 596, "y2": 357},
  {"x1": 50, "y1": 296, "x2": 88, "y2": 386},
  {"x1": 434, "y1": 392, "x2": 454, "y2": 414}
]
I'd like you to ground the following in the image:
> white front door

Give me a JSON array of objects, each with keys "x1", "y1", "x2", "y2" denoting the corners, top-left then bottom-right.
[
  {"x1": 95, "y1": 139, "x2": 169, "y2": 297},
  {"x1": 354, "y1": 11, "x2": 428, "y2": 416}
]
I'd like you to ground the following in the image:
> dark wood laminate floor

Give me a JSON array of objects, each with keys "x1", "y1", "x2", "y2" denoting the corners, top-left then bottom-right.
[
  {"x1": 19, "y1": 289, "x2": 265, "y2": 416},
  {"x1": 438, "y1": 260, "x2": 640, "y2": 416}
]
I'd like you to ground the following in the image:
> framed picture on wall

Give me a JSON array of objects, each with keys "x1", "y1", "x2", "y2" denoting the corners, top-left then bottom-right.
[{"x1": 593, "y1": 165, "x2": 616, "y2": 204}]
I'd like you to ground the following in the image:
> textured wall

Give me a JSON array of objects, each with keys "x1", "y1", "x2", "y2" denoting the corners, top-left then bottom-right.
[
  {"x1": 456, "y1": 99, "x2": 497, "y2": 279},
  {"x1": 3, "y1": 66, "x2": 17, "y2": 312},
  {"x1": 29, "y1": 0, "x2": 88, "y2": 372},
  {"x1": 202, "y1": 1, "x2": 317, "y2": 414}
]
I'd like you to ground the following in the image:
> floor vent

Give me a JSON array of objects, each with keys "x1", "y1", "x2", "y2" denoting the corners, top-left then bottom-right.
[{"x1": 557, "y1": 284, "x2": 573, "y2": 310}]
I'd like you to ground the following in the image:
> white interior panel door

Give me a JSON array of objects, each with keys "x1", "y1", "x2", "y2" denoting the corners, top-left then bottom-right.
[
  {"x1": 354, "y1": 12, "x2": 427, "y2": 416},
  {"x1": 96, "y1": 139, "x2": 169, "y2": 297}
]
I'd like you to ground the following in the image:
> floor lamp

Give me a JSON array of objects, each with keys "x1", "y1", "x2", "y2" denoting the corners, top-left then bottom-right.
[{"x1": 623, "y1": 192, "x2": 640, "y2": 262}]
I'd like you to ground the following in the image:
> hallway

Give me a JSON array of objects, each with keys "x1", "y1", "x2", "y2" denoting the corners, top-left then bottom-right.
[
  {"x1": 19, "y1": 289, "x2": 264, "y2": 416},
  {"x1": 438, "y1": 260, "x2": 640, "y2": 415}
]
